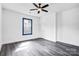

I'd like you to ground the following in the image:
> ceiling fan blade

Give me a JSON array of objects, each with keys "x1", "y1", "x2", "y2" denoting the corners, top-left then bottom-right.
[
  {"x1": 42, "y1": 4, "x2": 49, "y2": 8},
  {"x1": 38, "y1": 11, "x2": 40, "y2": 14},
  {"x1": 33, "y1": 3, "x2": 39, "y2": 8},
  {"x1": 42, "y1": 9, "x2": 48, "y2": 12},
  {"x1": 30, "y1": 9, "x2": 38, "y2": 11}
]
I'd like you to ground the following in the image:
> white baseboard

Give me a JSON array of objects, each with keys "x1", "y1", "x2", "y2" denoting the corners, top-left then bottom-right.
[{"x1": 0, "y1": 43, "x2": 2, "y2": 51}]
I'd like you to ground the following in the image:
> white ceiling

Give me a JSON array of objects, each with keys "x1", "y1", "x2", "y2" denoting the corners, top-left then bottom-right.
[{"x1": 2, "y1": 3, "x2": 79, "y2": 17}]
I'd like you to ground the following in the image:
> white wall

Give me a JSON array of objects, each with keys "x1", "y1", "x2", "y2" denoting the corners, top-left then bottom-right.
[
  {"x1": 57, "y1": 7, "x2": 79, "y2": 46},
  {"x1": 2, "y1": 8, "x2": 40, "y2": 44},
  {"x1": 40, "y1": 13, "x2": 56, "y2": 42},
  {"x1": 0, "y1": 4, "x2": 2, "y2": 50}
]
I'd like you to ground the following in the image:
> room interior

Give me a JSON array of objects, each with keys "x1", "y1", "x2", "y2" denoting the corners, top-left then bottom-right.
[{"x1": 0, "y1": 3, "x2": 79, "y2": 56}]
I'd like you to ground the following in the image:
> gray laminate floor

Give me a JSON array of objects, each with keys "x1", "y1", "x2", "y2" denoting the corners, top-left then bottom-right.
[{"x1": 0, "y1": 38, "x2": 79, "y2": 56}]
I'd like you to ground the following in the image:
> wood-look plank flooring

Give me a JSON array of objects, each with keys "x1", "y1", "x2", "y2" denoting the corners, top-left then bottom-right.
[{"x1": 0, "y1": 38, "x2": 79, "y2": 56}]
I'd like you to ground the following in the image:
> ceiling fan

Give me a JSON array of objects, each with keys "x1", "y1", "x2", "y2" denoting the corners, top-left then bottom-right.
[{"x1": 30, "y1": 3, "x2": 49, "y2": 14}]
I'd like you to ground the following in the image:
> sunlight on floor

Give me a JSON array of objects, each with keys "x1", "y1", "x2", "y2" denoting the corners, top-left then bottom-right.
[{"x1": 14, "y1": 42, "x2": 32, "y2": 52}]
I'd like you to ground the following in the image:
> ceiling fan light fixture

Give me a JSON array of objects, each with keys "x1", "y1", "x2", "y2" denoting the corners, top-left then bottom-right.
[{"x1": 38, "y1": 8, "x2": 41, "y2": 11}]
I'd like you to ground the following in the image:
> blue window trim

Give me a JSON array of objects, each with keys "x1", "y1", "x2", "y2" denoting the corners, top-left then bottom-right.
[{"x1": 22, "y1": 17, "x2": 32, "y2": 35}]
